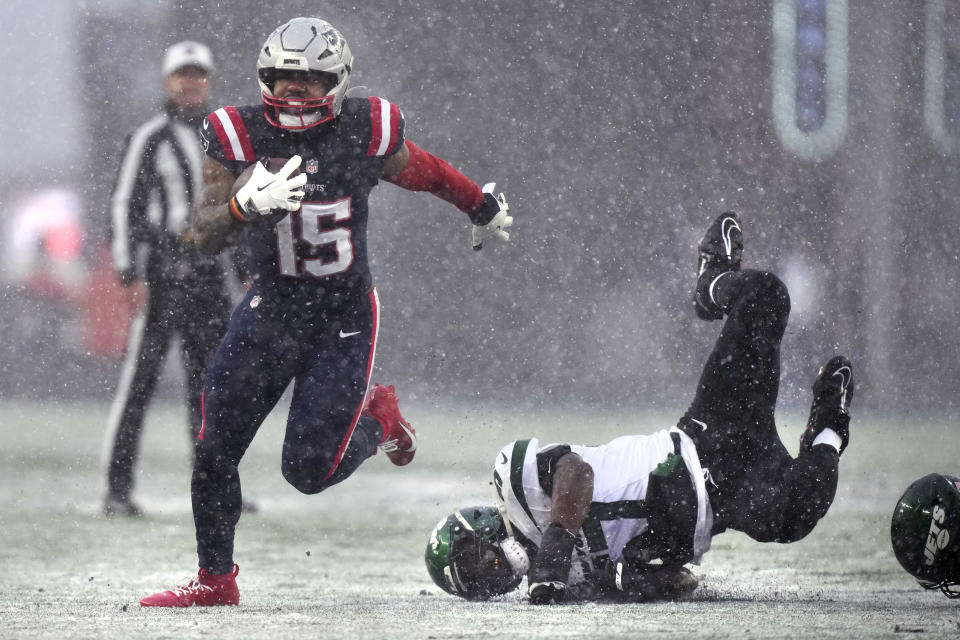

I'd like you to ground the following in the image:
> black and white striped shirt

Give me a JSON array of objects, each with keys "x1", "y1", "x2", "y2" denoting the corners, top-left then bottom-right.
[{"x1": 110, "y1": 102, "x2": 221, "y2": 285}]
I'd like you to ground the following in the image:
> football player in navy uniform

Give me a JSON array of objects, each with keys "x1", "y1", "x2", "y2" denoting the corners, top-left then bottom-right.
[
  {"x1": 140, "y1": 17, "x2": 512, "y2": 607},
  {"x1": 425, "y1": 213, "x2": 854, "y2": 604}
]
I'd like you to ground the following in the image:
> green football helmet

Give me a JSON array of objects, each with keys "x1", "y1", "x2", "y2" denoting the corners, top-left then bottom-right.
[
  {"x1": 425, "y1": 505, "x2": 526, "y2": 600},
  {"x1": 891, "y1": 473, "x2": 960, "y2": 598}
]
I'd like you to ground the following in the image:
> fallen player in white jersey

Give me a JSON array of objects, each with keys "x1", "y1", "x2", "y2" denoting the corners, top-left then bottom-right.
[{"x1": 425, "y1": 212, "x2": 855, "y2": 603}]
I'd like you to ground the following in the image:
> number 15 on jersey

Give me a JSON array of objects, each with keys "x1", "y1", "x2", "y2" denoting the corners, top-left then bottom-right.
[{"x1": 275, "y1": 200, "x2": 354, "y2": 278}]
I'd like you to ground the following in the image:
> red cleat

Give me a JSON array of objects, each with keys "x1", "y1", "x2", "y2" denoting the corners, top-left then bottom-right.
[
  {"x1": 364, "y1": 384, "x2": 417, "y2": 466},
  {"x1": 140, "y1": 565, "x2": 239, "y2": 607}
]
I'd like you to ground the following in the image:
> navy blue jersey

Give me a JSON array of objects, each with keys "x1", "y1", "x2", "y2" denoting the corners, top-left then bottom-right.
[{"x1": 201, "y1": 97, "x2": 405, "y2": 302}]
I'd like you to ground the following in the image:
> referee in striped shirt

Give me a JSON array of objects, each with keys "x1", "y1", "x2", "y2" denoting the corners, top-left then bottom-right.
[{"x1": 101, "y1": 41, "x2": 233, "y2": 517}]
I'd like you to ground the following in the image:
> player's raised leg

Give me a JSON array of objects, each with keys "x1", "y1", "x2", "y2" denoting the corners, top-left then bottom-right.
[
  {"x1": 281, "y1": 365, "x2": 376, "y2": 494},
  {"x1": 279, "y1": 288, "x2": 415, "y2": 494},
  {"x1": 680, "y1": 213, "x2": 790, "y2": 470},
  {"x1": 281, "y1": 379, "x2": 416, "y2": 493},
  {"x1": 680, "y1": 213, "x2": 855, "y2": 544},
  {"x1": 799, "y1": 355, "x2": 854, "y2": 455},
  {"x1": 709, "y1": 357, "x2": 854, "y2": 543},
  {"x1": 693, "y1": 211, "x2": 743, "y2": 321}
]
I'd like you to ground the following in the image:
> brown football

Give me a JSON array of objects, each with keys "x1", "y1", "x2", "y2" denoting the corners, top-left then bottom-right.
[{"x1": 231, "y1": 158, "x2": 300, "y2": 198}]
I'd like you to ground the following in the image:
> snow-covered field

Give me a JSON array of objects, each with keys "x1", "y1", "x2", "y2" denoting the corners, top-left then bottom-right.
[{"x1": 1, "y1": 400, "x2": 956, "y2": 639}]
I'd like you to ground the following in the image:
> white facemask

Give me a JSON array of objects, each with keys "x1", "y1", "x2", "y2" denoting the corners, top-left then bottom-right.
[{"x1": 278, "y1": 109, "x2": 324, "y2": 128}]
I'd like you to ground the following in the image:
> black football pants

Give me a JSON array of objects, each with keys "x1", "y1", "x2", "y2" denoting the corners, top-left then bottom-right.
[
  {"x1": 103, "y1": 278, "x2": 229, "y2": 502},
  {"x1": 193, "y1": 287, "x2": 384, "y2": 574},
  {"x1": 678, "y1": 269, "x2": 839, "y2": 544}
]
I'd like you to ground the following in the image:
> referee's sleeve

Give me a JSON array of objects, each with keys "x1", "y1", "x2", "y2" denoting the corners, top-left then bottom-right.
[{"x1": 110, "y1": 132, "x2": 148, "y2": 283}]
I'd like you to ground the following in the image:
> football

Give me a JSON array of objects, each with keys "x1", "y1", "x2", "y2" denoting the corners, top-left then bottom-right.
[{"x1": 231, "y1": 157, "x2": 300, "y2": 198}]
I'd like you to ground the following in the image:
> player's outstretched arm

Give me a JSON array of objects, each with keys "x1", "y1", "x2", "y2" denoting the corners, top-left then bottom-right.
[
  {"x1": 528, "y1": 453, "x2": 594, "y2": 605},
  {"x1": 382, "y1": 140, "x2": 513, "y2": 250},
  {"x1": 550, "y1": 453, "x2": 594, "y2": 531}
]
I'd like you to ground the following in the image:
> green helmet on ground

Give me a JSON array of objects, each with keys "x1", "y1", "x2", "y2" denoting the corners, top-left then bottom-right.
[
  {"x1": 425, "y1": 505, "x2": 525, "y2": 600},
  {"x1": 891, "y1": 472, "x2": 960, "y2": 598}
]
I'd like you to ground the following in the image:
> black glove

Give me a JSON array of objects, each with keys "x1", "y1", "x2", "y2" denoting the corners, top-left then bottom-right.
[
  {"x1": 469, "y1": 184, "x2": 512, "y2": 250},
  {"x1": 468, "y1": 191, "x2": 504, "y2": 226},
  {"x1": 528, "y1": 523, "x2": 576, "y2": 605}
]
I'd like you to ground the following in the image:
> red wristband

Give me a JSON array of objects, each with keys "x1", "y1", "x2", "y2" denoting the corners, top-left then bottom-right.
[{"x1": 386, "y1": 141, "x2": 484, "y2": 213}]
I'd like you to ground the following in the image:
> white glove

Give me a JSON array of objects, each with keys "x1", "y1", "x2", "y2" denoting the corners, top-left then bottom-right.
[
  {"x1": 234, "y1": 156, "x2": 307, "y2": 219},
  {"x1": 471, "y1": 182, "x2": 513, "y2": 250}
]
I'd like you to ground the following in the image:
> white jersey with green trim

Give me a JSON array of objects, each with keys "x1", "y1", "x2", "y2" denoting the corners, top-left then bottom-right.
[{"x1": 491, "y1": 428, "x2": 713, "y2": 573}]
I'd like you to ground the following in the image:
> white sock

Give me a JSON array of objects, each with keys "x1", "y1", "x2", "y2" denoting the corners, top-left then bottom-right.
[{"x1": 812, "y1": 428, "x2": 842, "y2": 453}]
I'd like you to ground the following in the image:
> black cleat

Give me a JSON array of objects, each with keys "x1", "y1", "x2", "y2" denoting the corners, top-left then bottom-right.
[
  {"x1": 800, "y1": 356, "x2": 854, "y2": 455},
  {"x1": 694, "y1": 212, "x2": 743, "y2": 320}
]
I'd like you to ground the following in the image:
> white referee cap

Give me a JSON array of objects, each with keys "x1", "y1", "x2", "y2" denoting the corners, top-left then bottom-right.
[{"x1": 162, "y1": 41, "x2": 214, "y2": 76}]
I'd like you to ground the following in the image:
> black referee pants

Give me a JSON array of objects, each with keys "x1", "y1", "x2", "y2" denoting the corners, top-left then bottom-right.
[{"x1": 103, "y1": 278, "x2": 229, "y2": 502}]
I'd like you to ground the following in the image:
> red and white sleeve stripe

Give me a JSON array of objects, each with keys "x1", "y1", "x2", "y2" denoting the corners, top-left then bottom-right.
[
  {"x1": 366, "y1": 97, "x2": 402, "y2": 157},
  {"x1": 207, "y1": 107, "x2": 255, "y2": 162}
]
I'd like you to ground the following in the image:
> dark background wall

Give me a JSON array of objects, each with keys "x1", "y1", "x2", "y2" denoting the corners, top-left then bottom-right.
[{"x1": 2, "y1": 1, "x2": 959, "y2": 419}]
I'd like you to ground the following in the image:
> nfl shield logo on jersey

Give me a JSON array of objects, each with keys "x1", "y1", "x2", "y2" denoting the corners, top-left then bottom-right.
[{"x1": 305, "y1": 159, "x2": 319, "y2": 174}]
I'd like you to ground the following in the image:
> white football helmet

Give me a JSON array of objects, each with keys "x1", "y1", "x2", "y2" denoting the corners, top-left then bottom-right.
[{"x1": 257, "y1": 17, "x2": 353, "y2": 130}]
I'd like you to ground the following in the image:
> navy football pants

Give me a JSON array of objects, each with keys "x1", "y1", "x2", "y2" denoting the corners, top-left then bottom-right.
[
  {"x1": 679, "y1": 270, "x2": 840, "y2": 544},
  {"x1": 193, "y1": 286, "x2": 383, "y2": 573}
]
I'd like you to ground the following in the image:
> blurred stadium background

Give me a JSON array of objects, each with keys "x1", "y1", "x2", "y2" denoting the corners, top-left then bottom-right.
[{"x1": 3, "y1": 1, "x2": 960, "y2": 418}]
